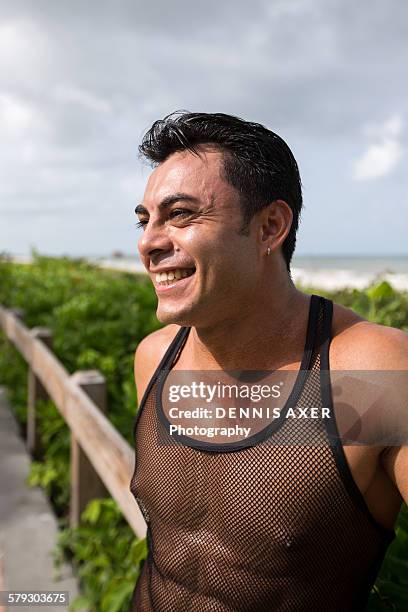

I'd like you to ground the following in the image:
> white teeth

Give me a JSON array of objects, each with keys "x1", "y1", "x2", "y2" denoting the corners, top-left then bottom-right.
[{"x1": 155, "y1": 268, "x2": 194, "y2": 284}]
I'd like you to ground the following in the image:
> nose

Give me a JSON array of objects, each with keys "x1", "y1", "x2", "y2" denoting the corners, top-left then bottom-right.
[{"x1": 138, "y1": 219, "x2": 174, "y2": 261}]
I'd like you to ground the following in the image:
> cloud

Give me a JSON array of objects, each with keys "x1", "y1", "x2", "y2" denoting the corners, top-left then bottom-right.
[
  {"x1": 353, "y1": 139, "x2": 403, "y2": 181},
  {"x1": 353, "y1": 114, "x2": 404, "y2": 181},
  {"x1": 55, "y1": 86, "x2": 112, "y2": 114},
  {"x1": 0, "y1": 93, "x2": 38, "y2": 134}
]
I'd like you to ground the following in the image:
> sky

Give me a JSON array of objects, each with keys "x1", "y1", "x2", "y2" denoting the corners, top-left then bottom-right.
[{"x1": 0, "y1": 0, "x2": 407, "y2": 258}]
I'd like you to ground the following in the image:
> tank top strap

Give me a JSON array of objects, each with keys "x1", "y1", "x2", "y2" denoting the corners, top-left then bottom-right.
[
  {"x1": 302, "y1": 294, "x2": 324, "y2": 368},
  {"x1": 301, "y1": 294, "x2": 332, "y2": 373},
  {"x1": 319, "y1": 296, "x2": 334, "y2": 366},
  {"x1": 160, "y1": 325, "x2": 191, "y2": 371}
]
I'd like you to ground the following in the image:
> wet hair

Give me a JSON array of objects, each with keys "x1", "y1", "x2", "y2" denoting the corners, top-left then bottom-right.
[{"x1": 139, "y1": 111, "x2": 302, "y2": 271}]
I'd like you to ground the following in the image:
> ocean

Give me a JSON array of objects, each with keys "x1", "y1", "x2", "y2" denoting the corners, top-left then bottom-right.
[{"x1": 291, "y1": 256, "x2": 408, "y2": 290}]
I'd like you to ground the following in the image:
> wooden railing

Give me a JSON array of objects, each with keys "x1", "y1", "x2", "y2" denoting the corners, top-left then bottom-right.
[{"x1": 0, "y1": 305, "x2": 147, "y2": 538}]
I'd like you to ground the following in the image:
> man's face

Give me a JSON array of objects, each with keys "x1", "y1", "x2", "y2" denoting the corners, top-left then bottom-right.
[{"x1": 137, "y1": 147, "x2": 262, "y2": 327}]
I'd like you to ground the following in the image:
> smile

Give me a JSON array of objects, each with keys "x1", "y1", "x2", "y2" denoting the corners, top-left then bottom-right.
[{"x1": 155, "y1": 268, "x2": 195, "y2": 286}]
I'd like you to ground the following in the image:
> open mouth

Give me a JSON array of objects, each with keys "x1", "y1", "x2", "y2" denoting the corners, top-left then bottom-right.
[{"x1": 154, "y1": 267, "x2": 196, "y2": 287}]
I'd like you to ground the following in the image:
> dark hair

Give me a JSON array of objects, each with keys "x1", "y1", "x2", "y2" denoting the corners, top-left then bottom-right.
[{"x1": 139, "y1": 111, "x2": 302, "y2": 271}]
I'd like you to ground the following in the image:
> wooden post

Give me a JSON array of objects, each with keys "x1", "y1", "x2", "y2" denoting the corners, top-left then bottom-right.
[
  {"x1": 9, "y1": 307, "x2": 25, "y2": 320},
  {"x1": 70, "y1": 370, "x2": 108, "y2": 527},
  {"x1": 27, "y1": 327, "x2": 53, "y2": 457}
]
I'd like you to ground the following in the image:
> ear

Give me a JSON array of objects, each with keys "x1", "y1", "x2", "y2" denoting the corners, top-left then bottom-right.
[{"x1": 259, "y1": 200, "x2": 293, "y2": 254}]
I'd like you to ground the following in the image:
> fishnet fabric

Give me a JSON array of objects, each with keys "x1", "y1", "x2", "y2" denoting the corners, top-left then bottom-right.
[{"x1": 130, "y1": 298, "x2": 393, "y2": 611}]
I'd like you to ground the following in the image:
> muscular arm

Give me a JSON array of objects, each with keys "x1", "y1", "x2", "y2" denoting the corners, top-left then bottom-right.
[
  {"x1": 378, "y1": 329, "x2": 408, "y2": 504},
  {"x1": 382, "y1": 445, "x2": 408, "y2": 505},
  {"x1": 331, "y1": 305, "x2": 408, "y2": 505},
  {"x1": 339, "y1": 321, "x2": 408, "y2": 504},
  {"x1": 382, "y1": 330, "x2": 408, "y2": 504}
]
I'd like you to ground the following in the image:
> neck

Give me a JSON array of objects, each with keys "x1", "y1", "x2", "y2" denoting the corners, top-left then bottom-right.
[{"x1": 184, "y1": 271, "x2": 311, "y2": 371}]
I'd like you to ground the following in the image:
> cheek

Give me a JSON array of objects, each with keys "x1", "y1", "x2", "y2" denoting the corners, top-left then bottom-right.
[
  {"x1": 204, "y1": 251, "x2": 255, "y2": 295},
  {"x1": 178, "y1": 226, "x2": 256, "y2": 284},
  {"x1": 180, "y1": 226, "x2": 232, "y2": 263}
]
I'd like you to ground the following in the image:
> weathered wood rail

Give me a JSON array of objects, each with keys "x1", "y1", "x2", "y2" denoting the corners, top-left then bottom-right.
[{"x1": 0, "y1": 305, "x2": 147, "y2": 538}]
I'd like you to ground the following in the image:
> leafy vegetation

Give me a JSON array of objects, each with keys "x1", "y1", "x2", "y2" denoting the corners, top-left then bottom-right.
[
  {"x1": 0, "y1": 254, "x2": 407, "y2": 610},
  {"x1": 0, "y1": 253, "x2": 158, "y2": 610},
  {"x1": 55, "y1": 500, "x2": 147, "y2": 612}
]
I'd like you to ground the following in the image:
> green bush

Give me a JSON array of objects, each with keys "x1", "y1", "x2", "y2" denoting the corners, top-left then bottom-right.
[
  {"x1": 55, "y1": 499, "x2": 147, "y2": 612},
  {"x1": 26, "y1": 398, "x2": 70, "y2": 513},
  {"x1": 368, "y1": 505, "x2": 408, "y2": 610},
  {"x1": 0, "y1": 254, "x2": 159, "y2": 610}
]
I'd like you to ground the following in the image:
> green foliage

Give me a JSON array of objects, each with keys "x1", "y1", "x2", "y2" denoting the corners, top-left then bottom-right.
[
  {"x1": 55, "y1": 499, "x2": 147, "y2": 612},
  {"x1": 314, "y1": 280, "x2": 408, "y2": 331},
  {"x1": 26, "y1": 399, "x2": 70, "y2": 512},
  {"x1": 1, "y1": 254, "x2": 407, "y2": 610},
  {"x1": 0, "y1": 255, "x2": 156, "y2": 609},
  {"x1": 367, "y1": 505, "x2": 408, "y2": 611},
  {"x1": 0, "y1": 253, "x2": 160, "y2": 443}
]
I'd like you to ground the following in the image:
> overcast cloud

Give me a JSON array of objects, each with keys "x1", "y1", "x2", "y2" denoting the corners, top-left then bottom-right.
[{"x1": 1, "y1": 0, "x2": 407, "y2": 257}]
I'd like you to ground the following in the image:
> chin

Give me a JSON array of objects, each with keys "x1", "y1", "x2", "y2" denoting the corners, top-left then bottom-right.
[{"x1": 156, "y1": 302, "x2": 200, "y2": 327}]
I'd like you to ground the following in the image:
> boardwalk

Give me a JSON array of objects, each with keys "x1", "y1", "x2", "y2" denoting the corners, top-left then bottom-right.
[{"x1": 0, "y1": 387, "x2": 79, "y2": 612}]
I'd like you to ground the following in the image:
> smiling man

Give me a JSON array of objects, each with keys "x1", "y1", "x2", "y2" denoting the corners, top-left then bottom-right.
[{"x1": 129, "y1": 111, "x2": 408, "y2": 611}]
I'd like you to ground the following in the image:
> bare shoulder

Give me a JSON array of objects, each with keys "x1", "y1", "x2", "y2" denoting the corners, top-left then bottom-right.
[
  {"x1": 134, "y1": 324, "x2": 181, "y2": 403},
  {"x1": 330, "y1": 301, "x2": 408, "y2": 369}
]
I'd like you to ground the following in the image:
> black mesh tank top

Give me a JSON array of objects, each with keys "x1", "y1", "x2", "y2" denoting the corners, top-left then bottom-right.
[{"x1": 130, "y1": 295, "x2": 394, "y2": 611}]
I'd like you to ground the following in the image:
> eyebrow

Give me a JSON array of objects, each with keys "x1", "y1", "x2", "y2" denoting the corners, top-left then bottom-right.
[{"x1": 134, "y1": 193, "x2": 200, "y2": 216}]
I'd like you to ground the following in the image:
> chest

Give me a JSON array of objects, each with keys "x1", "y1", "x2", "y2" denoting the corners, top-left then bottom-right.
[{"x1": 132, "y1": 398, "x2": 363, "y2": 557}]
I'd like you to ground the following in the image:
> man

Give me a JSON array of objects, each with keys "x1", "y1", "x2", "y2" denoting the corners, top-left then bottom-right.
[{"x1": 130, "y1": 111, "x2": 408, "y2": 611}]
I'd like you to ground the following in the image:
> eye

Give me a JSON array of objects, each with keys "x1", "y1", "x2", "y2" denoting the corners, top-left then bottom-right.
[
  {"x1": 135, "y1": 219, "x2": 148, "y2": 229},
  {"x1": 169, "y1": 208, "x2": 192, "y2": 220}
]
